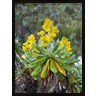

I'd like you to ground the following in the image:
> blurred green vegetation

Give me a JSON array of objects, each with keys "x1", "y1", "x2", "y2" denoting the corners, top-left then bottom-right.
[{"x1": 15, "y1": 3, "x2": 82, "y2": 56}]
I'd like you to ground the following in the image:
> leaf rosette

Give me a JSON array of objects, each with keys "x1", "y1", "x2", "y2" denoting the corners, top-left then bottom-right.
[{"x1": 21, "y1": 18, "x2": 82, "y2": 93}]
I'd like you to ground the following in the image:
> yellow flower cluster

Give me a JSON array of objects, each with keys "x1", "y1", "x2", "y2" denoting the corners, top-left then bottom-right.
[
  {"x1": 59, "y1": 36, "x2": 72, "y2": 52},
  {"x1": 22, "y1": 41, "x2": 32, "y2": 51},
  {"x1": 37, "y1": 30, "x2": 45, "y2": 36},
  {"x1": 22, "y1": 34, "x2": 38, "y2": 52},
  {"x1": 42, "y1": 18, "x2": 54, "y2": 32},
  {"x1": 22, "y1": 18, "x2": 72, "y2": 52},
  {"x1": 42, "y1": 18, "x2": 59, "y2": 33},
  {"x1": 37, "y1": 18, "x2": 59, "y2": 47}
]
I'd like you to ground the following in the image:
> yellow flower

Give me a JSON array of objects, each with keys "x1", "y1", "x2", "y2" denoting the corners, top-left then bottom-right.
[
  {"x1": 58, "y1": 36, "x2": 72, "y2": 51},
  {"x1": 27, "y1": 34, "x2": 36, "y2": 44},
  {"x1": 40, "y1": 36, "x2": 46, "y2": 42},
  {"x1": 22, "y1": 46, "x2": 27, "y2": 51},
  {"x1": 46, "y1": 37, "x2": 52, "y2": 42},
  {"x1": 28, "y1": 34, "x2": 35, "y2": 41},
  {"x1": 26, "y1": 44, "x2": 32, "y2": 49},
  {"x1": 49, "y1": 33, "x2": 56, "y2": 38},
  {"x1": 60, "y1": 40, "x2": 65, "y2": 45},
  {"x1": 27, "y1": 40, "x2": 36, "y2": 45},
  {"x1": 23, "y1": 41, "x2": 28, "y2": 46},
  {"x1": 61, "y1": 36, "x2": 68, "y2": 41},
  {"x1": 59, "y1": 40, "x2": 66, "y2": 48},
  {"x1": 52, "y1": 26, "x2": 59, "y2": 33},
  {"x1": 42, "y1": 25, "x2": 51, "y2": 32},
  {"x1": 66, "y1": 41, "x2": 71, "y2": 47},
  {"x1": 66, "y1": 46, "x2": 72, "y2": 52},
  {"x1": 22, "y1": 40, "x2": 33, "y2": 51},
  {"x1": 44, "y1": 18, "x2": 54, "y2": 26},
  {"x1": 37, "y1": 30, "x2": 45, "y2": 36},
  {"x1": 42, "y1": 18, "x2": 54, "y2": 32}
]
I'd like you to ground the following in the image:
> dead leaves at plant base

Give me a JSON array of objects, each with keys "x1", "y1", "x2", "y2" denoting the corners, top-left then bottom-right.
[{"x1": 37, "y1": 72, "x2": 71, "y2": 93}]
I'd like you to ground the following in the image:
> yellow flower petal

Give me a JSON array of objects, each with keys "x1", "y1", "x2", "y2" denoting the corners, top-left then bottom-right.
[
  {"x1": 50, "y1": 33, "x2": 56, "y2": 38},
  {"x1": 22, "y1": 46, "x2": 27, "y2": 51},
  {"x1": 37, "y1": 30, "x2": 45, "y2": 36},
  {"x1": 66, "y1": 47, "x2": 72, "y2": 52}
]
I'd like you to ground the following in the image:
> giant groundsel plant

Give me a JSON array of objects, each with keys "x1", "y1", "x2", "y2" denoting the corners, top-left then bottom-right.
[{"x1": 21, "y1": 18, "x2": 82, "y2": 93}]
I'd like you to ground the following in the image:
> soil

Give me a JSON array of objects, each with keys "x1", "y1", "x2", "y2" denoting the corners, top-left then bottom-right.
[{"x1": 15, "y1": 69, "x2": 37, "y2": 93}]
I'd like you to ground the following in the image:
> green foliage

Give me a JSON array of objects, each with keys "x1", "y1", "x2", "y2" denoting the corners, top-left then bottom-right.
[
  {"x1": 69, "y1": 64, "x2": 82, "y2": 93},
  {"x1": 20, "y1": 39, "x2": 82, "y2": 93}
]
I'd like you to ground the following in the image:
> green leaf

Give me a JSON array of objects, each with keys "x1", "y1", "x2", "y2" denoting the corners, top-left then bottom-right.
[
  {"x1": 69, "y1": 73, "x2": 77, "y2": 84},
  {"x1": 54, "y1": 56, "x2": 67, "y2": 64},
  {"x1": 62, "y1": 63, "x2": 71, "y2": 71},
  {"x1": 68, "y1": 59, "x2": 80, "y2": 64},
  {"x1": 58, "y1": 73, "x2": 65, "y2": 80},
  {"x1": 52, "y1": 39, "x2": 59, "y2": 52},
  {"x1": 67, "y1": 54, "x2": 75, "y2": 59},
  {"x1": 31, "y1": 64, "x2": 42, "y2": 77},
  {"x1": 33, "y1": 43, "x2": 46, "y2": 54},
  {"x1": 54, "y1": 45, "x2": 65, "y2": 54},
  {"x1": 28, "y1": 57, "x2": 36, "y2": 62},
  {"x1": 60, "y1": 54, "x2": 66, "y2": 59},
  {"x1": 31, "y1": 53, "x2": 45, "y2": 57},
  {"x1": 26, "y1": 57, "x2": 47, "y2": 68},
  {"x1": 50, "y1": 59, "x2": 58, "y2": 74},
  {"x1": 15, "y1": 69, "x2": 24, "y2": 79},
  {"x1": 33, "y1": 43, "x2": 40, "y2": 50},
  {"x1": 40, "y1": 46, "x2": 48, "y2": 55},
  {"x1": 32, "y1": 75, "x2": 38, "y2": 80},
  {"x1": 40, "y1": 59, "x2": 49, "y2": 78},
  {"x1": 74, "y1": 85, "x2": 80, "y2": 93},
  {"x1": 46, "y1": 43, "x2": 53, "y2": 52},
  {"x1": 72, "y1": 86, "x2": 77, "y2": 93},
  {"x1": 58, "y1": 50, "x2": 66, "y2": 57},
  {"x1": 54, "y1": 57, "x2": 71, "y2": 71},
  {"x1": 25, "y1": 50, "x2": 32, "y2": 57},
  {"x1": 67, "y1": 54, "x2": 76, "y2": 62}
]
